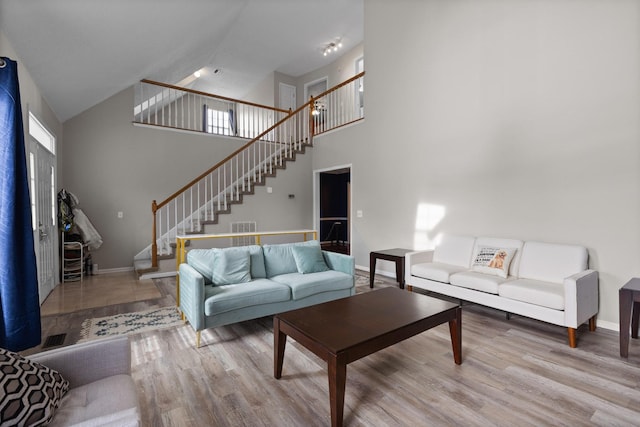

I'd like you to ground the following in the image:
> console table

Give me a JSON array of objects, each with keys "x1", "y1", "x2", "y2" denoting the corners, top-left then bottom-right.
[
  {"x1": 619, "y1": 278, "x2": 640, "y2": 357},
  {"x1": 369, "y1": 248, "x2": 412, "y2": 289}
]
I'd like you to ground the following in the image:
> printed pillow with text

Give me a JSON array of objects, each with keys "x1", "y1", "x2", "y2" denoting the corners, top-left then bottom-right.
[{"x1": 471, "y1": 246, "x2": 517, "y2": 278}]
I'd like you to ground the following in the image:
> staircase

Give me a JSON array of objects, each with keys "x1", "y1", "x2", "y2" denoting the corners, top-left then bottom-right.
[{"x1": 132, "y1": 72, "x2": 365, "y2": 278}]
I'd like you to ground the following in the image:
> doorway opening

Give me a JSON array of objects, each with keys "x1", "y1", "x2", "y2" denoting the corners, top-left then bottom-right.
[
  {"x1": 304, "y1": 77, "x2": 328, "y2": 104},
  {"x1": 314, "y1": 165, "x2": 351, "y2": 255}
]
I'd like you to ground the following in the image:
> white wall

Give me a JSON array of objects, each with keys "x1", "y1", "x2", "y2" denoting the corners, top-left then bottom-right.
[
  {"x1": 313, "y1": 0, "x2": 640, "y2": 327},
  {"x1": 0, "y1": 30, "x2": 63, "y2": 177},
  {"x1": 273, "y1": 43, "x2": 364, "y2": 109},
  {"x1": 242, "y1": 71, "x2": 276, "y2": 106}
]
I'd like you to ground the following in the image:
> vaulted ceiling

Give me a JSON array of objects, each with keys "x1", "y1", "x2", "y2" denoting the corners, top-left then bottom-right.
[{"x1": 0, "y1": 0, "x2": 363, "y2": 122}]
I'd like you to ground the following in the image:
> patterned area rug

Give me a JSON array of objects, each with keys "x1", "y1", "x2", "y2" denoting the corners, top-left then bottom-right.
[
  {"x1": 78, "y1": 306, "x2": 183, "y2": 342},
  {"x1": 355, "y1": 271, "x2": 387, "y2": 290}
]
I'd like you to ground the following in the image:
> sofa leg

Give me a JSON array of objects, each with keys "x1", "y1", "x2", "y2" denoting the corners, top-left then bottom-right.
[
  {"x1": 506, "y1": 312, "x2": 511, "y2": 320},
  {"x1": 407, "y1": 285, "x2": 413, "y2": 292},
  {"x1": 568, "y1": 327, "x2": 577, "y2": 348},
  {"x1": 589, "y1": 316, "x2": 596, "y2": 332},
  {"x1": 196, "y1": 331, "x2": 201, "y2": 348}
]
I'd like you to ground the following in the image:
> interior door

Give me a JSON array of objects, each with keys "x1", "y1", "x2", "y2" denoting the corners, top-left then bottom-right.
[
  {"x1": 28, "y1": 139, "x2": 57, "y2": 304},
  {"x1": 279, "y1": 82, "x2": 296, "y2": 111}
]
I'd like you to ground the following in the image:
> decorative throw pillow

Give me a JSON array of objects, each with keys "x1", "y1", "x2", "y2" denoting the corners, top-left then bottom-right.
[
  {"x1": 291, "y1": 245, "x2": 329, "y2": 274},
  {"x1": 470, "y1": 246, "x2": 517, "y2": 278},
  {"x1": 0, "y1": 347, "x2": 69, "y2": 426},
  {"x1": 211, "y1": 249, "x2": 252, "y2": 285},
  {"x1": 263, "y1": 240, "x2": 320, "y2": 277}
]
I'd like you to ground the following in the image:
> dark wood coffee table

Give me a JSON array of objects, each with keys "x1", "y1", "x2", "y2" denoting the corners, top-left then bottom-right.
[
  {"x1": 273, "y1": 287, "x2": 461, "y2": 427},
  {"x1": 620, "y1": 278, "x2": 640, "y2": 357}
]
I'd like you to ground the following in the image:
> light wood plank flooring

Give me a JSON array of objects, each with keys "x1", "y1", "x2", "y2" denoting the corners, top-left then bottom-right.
[
  {"x1": 41, "y1": 271, "x2": 161, "y2": 316},
  {"x1": 31, "y1": 273, "x2": 640, "y2": 425},
  {"x1": 28, "y1": 272, "x2": 173, "y2": 354}
]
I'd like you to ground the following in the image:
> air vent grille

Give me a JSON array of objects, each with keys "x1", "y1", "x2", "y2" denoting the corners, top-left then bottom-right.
[{"x1": 231, "y1": 222, "x2": 256, "y2": 246}]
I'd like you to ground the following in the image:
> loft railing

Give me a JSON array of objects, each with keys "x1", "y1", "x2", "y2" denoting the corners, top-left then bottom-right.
[
  {"x1": 139, "y1": 72, "x2": 364, "y2": 267},
  {"x1": 134, "y1": 79, "x2": 290, "y2": 139},
  {"x1": 310, "y1": 72, "x2": 365, "y2": 136}
]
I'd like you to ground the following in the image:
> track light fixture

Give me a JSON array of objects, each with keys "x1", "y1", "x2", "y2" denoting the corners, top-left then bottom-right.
[{"x1": 323, "y1": 40, "x2": 343, "y2": 56}]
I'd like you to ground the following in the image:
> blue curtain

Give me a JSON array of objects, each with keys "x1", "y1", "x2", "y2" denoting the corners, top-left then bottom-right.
[{"x1": 0, "y1": 57, "x2": 41, "y2": 351}]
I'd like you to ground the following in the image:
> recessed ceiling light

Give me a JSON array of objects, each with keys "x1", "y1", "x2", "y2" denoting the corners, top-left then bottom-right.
[{"x1": 194, "y1": 71, "x2": 201, "y2": 78}]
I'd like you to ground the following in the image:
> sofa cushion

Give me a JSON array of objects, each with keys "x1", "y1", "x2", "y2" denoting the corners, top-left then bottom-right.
[
  {"x1": 186, "y1": 248, "x2": 217, "y2": 284},
  {"x1": 411, "y1": 262, "x2": 468, "y2": 284},
  {"x1": 473, "y1": 237, "x2": 524, "y2": 277},
  {"x1": 0, "y1": 347, "x2": 69, "y2": 426},
  {"x1": 204, "y1": 279, "x2": 291, "y2": 315},
  {"x1": 270, "y1": 270, "x2": 353, "y2": 300},
  {"x1": 470, "y1": 246, "x2": 517, "y2": 279},
  {"x1": 49, "y1": 374, "x2": 139, "y2": 427},
  {"x1": 432, "y1": 235, "x2": 476, "y2": 267},
  {"x1": 518, "y1": 241, "x2": 588, "y2": 284},
  {"x1": 292, "y1": 245, "x2": 329, "y2": 274},
  {"x1": 187, "y1": 245, "x2": 266, "y2": 284},
  {"x1": 211, "y1": 249, "x2": 251, "y2": 285},
  {"x1": 498, "y1": 278, "x2": 565, "y2": 310},
  {"x1": 450, "y1": 271, "x2": 511, "y2": 294},
  {"x1": 263, "y1": 240, "x2": 320, "y2": 277}
]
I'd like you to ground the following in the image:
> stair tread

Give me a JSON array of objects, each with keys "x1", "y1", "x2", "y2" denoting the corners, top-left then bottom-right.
[{"x1": 141, "y1": 139, "x2": 316, "y2": 266}]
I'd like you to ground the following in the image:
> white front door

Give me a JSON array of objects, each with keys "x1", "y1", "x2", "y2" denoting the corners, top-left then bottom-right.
[{"x1": 28, "y1": 117, "x2": 57, "y2": 304}]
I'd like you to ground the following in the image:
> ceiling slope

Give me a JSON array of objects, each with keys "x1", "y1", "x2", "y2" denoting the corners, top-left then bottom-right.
[{"x1": 0, "y1": 0, "x2": 363, "y2": 122}]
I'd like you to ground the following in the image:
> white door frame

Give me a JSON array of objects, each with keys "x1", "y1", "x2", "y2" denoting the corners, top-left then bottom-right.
[
  {"x1": 313, "y1": 164, "x2": 352, "y2": 248},
  {"x1": 304, "y1": 76, "x2": 329, "y2": 103},
  {"x1": 27, "y1": 112, "x2": 58, "y2": 304}
]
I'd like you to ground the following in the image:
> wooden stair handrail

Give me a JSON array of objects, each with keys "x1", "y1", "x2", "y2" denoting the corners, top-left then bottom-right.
[
  {"x1": 140, "y1": 79, "x2": 290, "y2": 114},
  {"x1": 152, "y1": 105, "x2": 309, "y2": 212},
  {"x1": 150, "y1": 104, "x2": 304, "y2": 266},
  {"x1": 151, "y1": 70, "x2": 365, "y2": 211},
  {"x1": 149, "y1": 71, "x2": 365, "y2": 267},
  {"x1": 311, "y1": 71, "x2": 364, "y2": 101}
]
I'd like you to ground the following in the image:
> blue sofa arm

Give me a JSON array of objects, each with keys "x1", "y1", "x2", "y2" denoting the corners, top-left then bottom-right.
[
  {"x1": 179, "y1": 263, "x2": 206, "y2": 332},
  {"x1": 322, "y1": 250, "x2": 355, "y2": 277}
]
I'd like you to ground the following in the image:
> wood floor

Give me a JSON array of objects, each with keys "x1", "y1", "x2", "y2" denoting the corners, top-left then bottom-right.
[
  {"x1": 30, "y1": 272, "x2": 640, "y2": 426},
  {"x1": 27, "y1": 272, "x2": 174, "y2": 355},
  {"x1": 41, "y1": 271, "x2": 161, "y2": 316}
]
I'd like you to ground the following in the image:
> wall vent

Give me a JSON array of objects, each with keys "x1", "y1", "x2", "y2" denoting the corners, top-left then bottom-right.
[{"x1": 231, "y1": 221, "x2": 257, "y2": 246}]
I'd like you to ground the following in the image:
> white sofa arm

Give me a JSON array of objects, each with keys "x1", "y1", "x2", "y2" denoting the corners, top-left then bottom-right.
[
  {"x1": 406, "y1": 250, "x2": 434, "y2": 274},
  {"x1": 406, "y1": 250, "x2": 434, "y2": 265},
  {"x1": 563, "y1": 269, "x2": 599, "y2": 328},
  {"x1": 28, "y1": 336, "x2": 131, "y2": 389}
]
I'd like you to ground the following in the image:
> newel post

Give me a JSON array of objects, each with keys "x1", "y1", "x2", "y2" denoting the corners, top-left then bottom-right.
[
  {"x1": 151, "y1": 200, "x2": 158, "y2": 268},
  {"x1": 309, "y1": 95, "x2": 315, "y2": 145}
]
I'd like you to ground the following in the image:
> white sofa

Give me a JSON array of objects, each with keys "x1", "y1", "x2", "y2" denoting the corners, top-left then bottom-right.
[{"x1": 406, "y1": 236, "x2": 599, "y2": 347}]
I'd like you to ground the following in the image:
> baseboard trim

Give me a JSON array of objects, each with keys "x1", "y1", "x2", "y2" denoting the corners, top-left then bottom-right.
[
  {"x1": 596, "y1": 319, "x2": 618, "y2": 332},
  {"x1": 95, "y1": 266, "x2": 135, "y2": 275},
  {"x1": 139, "y1": 270, "x2": 177, "y2": 280}
]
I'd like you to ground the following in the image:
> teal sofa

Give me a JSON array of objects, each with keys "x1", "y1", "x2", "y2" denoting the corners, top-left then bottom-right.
[{"x1": 178, "y1": 240, "x2": 355, "y2": 346}]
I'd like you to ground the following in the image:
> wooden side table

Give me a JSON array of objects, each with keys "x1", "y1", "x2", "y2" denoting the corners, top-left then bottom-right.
[
  {"x1": 369, "y1": 248, "x2": 412, "y2": 289},
  {"x1": 620, "y1": 278, "x2": 640, "y2": 357}
]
